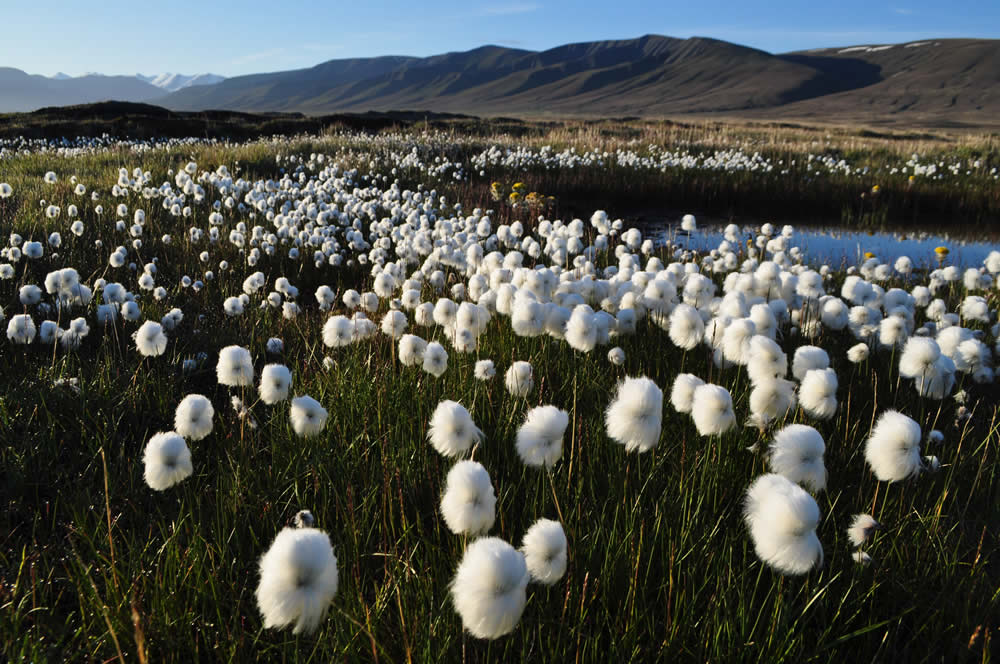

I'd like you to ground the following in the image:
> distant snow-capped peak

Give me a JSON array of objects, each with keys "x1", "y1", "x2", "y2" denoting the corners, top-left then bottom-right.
[
  {"x1": 137, "y1": 73, "x2": 226, "y2": 92},
  {"x1": 46, "y1": 71, "x2": 225, "y2": 91}
]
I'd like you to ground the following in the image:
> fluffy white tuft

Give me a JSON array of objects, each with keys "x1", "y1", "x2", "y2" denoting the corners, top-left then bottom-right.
[
  {"x1": 259, "y1": 364, "x2": 293, "y2": 405},
  {"x1": 668, "y1": 304, "x2": 705, "y2": 351},
  {"x1": 847, "y1": 513, "x2": 881, "y2": 547},
  {"x1": 256, "y1": 527, "x2": 339, "y2": 634},
  {"x1": 7, "y1": 314, "x2": 37, "y2": 344},
  {"x1": 799, "y1": 368, "x2": 838, "y2": 420},
  {"x1": 879, "y1": 315, "x2": 908, "y2": 349},
  {"x1": 174, "y1": 394, "x2": 214, "y2": 441},
  {"x1": 474, "y1": 359, "x2": 496, "y2": 381},
  {"x1": 216, "y1": 345, "x2": 254, "y2": 387},
  {"x1": 746, "y1": 335, "x2": 787, "y2": 384},
  {"x1": 565, "y1": 305, "x2": 598, "y2": 352},
  {"x1": 422, "y1": 341, "x2": 448, "y2": 377},
  {"x1": 721, "y1": 318, "x2": 756, "y2": 365},
  {"x1": 847, "y1": 343, "x2": 870, "y2": 364},
  {"x1": 505, "y1": 361, "x2": 534, "y2": 397},
  {"x1": 143, "y1": 431, "x2": 193, "y2": 490},
  {"x1": 899, "y1": 337, "x2": 941, "y2": 379},
  {"x1": 511, "y1": 298, "x2": 545, "y2": 337},
  {"x1": 440, "y1": 460, "x2": 496, "y2": 535},
  {"x1": 743, "y1": 473, "x2": 823, "y2": 575},
  {"x1": 428, "y1": 400, "x2": 484, "y2": 457},
  {"x1": 521, "y1": 519, "x2": 568, "y2": 585},
  {"x1": 748, "y1": 377, "x2": 797, "y2": 429},
  {"x1": 605, "y1": 376, "x2": 663, "y2": 452},
  {"x1": 691, "y1": 383, "x2": 736, "y2": 436},
  {"x1": 768, "y1": 424, "x2": 826, "y2": 491},
  {"x1": 322, "y1": 315, "x2": 355, "y2": 347},
  {"x1": 791, "y1": 346, "x2": 829, "y2": 381},
  {"x1": 398, "y1": 334, "x2": 427, "y2": 367},
  {"x1": 450, "y1": 537, "x2": 528, "y2": 639},
  {"x1": 289, "y1": 395, "x2": 328, "y2": 437},
  {"x1": 864, "y1": 410, "x2": 922, "y2": 482},
  {"x1": 134, "y1": 320, "x2": 167, "y2": 357},
  {"x1": 380, "y1": 310, "x2": 408, "y2": 339},
  {"x1": 670, "y1": 373, "x2": 704, "y2": 414},
  {"x1": 516, "y1": 405, "x2": 569, "y2": 467}
]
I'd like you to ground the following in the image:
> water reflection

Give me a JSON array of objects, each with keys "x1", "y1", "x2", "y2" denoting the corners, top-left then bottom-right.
[{"x1": 651, "y1": 224, "x2": 1000, "y2": 270}]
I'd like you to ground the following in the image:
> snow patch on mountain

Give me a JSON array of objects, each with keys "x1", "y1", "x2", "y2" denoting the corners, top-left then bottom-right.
[{"x1": 140, "y1": 73, "x2": 226, "y2": 92}]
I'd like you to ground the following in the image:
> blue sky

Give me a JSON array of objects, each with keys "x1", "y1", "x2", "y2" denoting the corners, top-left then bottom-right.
[{"x1": 3, "y1": 0, "x2": 997, "y2": 77}]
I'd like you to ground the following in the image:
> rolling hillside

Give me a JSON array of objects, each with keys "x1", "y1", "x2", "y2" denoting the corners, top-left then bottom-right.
[
  {"x1": 4, "y1": 36, "x2": 998, "y2": 126},
  {"x1": 162, "y1": 36, "x2": 834, "y2": 116},
  {"x1": 0, "y1": 69, "x2": 164, "y2": 112}
]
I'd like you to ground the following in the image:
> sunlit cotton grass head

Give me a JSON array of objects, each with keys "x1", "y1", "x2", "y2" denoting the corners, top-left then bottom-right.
[
  {"x1": 847, "y1": 514, "x2": 881, "y2": 547},
  {"x1": 60, "y1": 317, "x2": 89, "y2": 350},
  {"x1": 428, "y1": 401, "x2": 484, "y2": 458},
  {"x1": 747, "y1": 335, "x2": 787, "y2": 384},
  {"x1": 133, "y1": 320, "x2": 167, "y2": 357},
  {"x1": 748, "y1": 377, "x2": 797, "y2": 429},
  {"x1": 670, "y1": 373, "x2": 704, "y2": 413},
  {"x1": 847, "y1": 343, "x2": 870, "y2": 363},
  {"x1": 39, "y1": 320, "x2": 59, "y2": 345},
  {"x1": 475, "y1": 359, "x2": 496, "y2": 381},
  {"x1": 216, "y1": 345, "x2": 254, "y2": 387},
  {"x1": 398, "y1": 334, "x2": 427, "y2": 367},
  {"x1": 7, "y1": 314, "x2": 36, "y2": 344},
  {"x1": 422, "y1": 341, "x2": 448, "y2": 377},
  {"x1": 505, "y1": 361, "x2": 534, "y2": 397},
  {"x1": 260, "y1": 364, "x2": 293, "y2": 405},
  {"x1": 605, "y1": 376, "x2": 663, "y2": 452},
  {"x1": 768, "y1": 424, "x2": 826, "y2": 492},
  {"x1": 174, "y1": 394, "x2": 214, "y2": 441},
  {"x1": 865, "y1": 410, "x2": 922, "y2": 482},
  {"x1": 451, "y1": 537, "x2": 529, "y2": 640},
  {"x1": 607, "y1": 346, "x2": 625, "y2": 365},
  {"x1": 721, "y1": 318, "x2": 756, "y2": 365},
  {"x1": 521, "y1": 519, "x2": 567, "y2": 584},
  {"x1": 743, "y1": 473, "x2": 823, "y2": 575},
  {"x1": 565, "y1": 305, "x2": 598, "y2": 353},
  {"x1": 914, "y1": 354, "x2": 956, "y2": 400},
  {"x1": 516, "y1": 405, "x2": 569, "y2": 468},
  {"x1": 143, "y1": 431, "x2": 193, "y2": 491},
  {"x1": 322, "y1": 315, "x2": 355, "y2": 348},
  {"x1": 799, "y1": 368, "x2": 838, "y2": 420},
  {"x1": 440, "y1": 460, "x2": 496, "y2": 536},
  {"x1": 792, "y1": 346, "x2": 829, "y2": 381},
  {"x1": 879, "y1": 315, "x2": 908, "y2": 349},
  {"x1": 290, "y1": 396, "x2": 328, "y2": 437},
  {"x1": 380, "y1": 310, "x2": 407, "y2": 339},
  {"x1": 899, "y1": 337, "x2": 941, "y2": 379},
  {"x1": 691, "y1": 383, "x2": 736, "y2": 436},
  {"x1": 668, "y1": 304, "x2": 704, "y2": 351},
  {"x1": 256, "y1": 526, "x2": 339, "y2": 634}
]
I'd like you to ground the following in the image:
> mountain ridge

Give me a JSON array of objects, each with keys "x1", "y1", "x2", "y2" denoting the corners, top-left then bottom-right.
[
  {"x1": 0, "y1": 68, "x2": 164, "y2": 113},
  {"x1": 3, "y1": 35, "x2": 998, "y2": 126}
]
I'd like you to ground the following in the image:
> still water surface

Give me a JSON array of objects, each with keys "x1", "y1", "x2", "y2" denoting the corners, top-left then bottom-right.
[{"x1": 649, "y1": 223, "x2": 1000, "y2": 270}]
